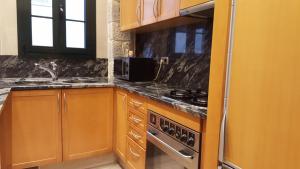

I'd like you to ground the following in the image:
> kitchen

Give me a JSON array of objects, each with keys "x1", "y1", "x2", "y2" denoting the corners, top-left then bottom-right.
[{"x1": 0, "y1": 0, "x2": 299, "y2": 169}]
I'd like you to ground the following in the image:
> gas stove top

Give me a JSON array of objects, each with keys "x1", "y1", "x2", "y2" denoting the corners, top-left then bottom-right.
[{"x1": 164, "y1": 89, "x2": 208, "y2": 107}]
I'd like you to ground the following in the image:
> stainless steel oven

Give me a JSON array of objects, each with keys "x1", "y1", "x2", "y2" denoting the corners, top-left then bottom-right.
[{"x1": 146, "y1": 110, "x2": 201, "y2": 169}]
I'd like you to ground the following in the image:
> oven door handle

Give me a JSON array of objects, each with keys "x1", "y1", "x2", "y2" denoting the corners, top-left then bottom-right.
[{"x1": 147, "y1": 131, "x2": 194, "y2": 160}]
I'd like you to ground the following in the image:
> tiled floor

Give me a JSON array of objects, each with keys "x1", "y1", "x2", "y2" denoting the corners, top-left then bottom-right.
[
  {"x1": 40, "y1": 153, "x2": 123, "y2": 169},
  {"x1": 89, "y1": 163, "x2": 122, "y2": 169}
]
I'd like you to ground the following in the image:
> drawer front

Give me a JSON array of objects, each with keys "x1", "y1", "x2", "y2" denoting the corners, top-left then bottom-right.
[
  {"x1": 128, "y1": 123, "x2": 146, "y2": 149},
  {"x1": 128, "y1": 95, "x2": 147, "y2": 114},
  {"x1": 128, "y1": 108, "x2": 146, "y2": 131},
  {"x1": 126, "y1": 137, "x2": 146, "y2": 169}
]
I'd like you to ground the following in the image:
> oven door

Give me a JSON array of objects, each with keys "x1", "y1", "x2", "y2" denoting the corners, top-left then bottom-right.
[{"x1": 146, "y1": 125, "x2": 199, "y2": 169}]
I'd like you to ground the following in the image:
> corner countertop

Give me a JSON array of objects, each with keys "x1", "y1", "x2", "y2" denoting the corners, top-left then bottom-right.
[{"x1": 0, "y1": 78, "x2": 207, "y2": 119}]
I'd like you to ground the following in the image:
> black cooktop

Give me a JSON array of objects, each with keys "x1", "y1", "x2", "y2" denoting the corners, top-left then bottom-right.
[{"x1": 165, "y1": 89, "x2": 208, "y2": 107}]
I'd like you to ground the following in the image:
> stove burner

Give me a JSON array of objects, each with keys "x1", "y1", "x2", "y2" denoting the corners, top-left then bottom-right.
[
  {"x1": 170, "y1": 90, "x2": 193, "y2": 99},
  {"x1": 190, "y1": 97, "x2": 208, "y2": 107},
  {"x1": 168, "y1": 89, "x2": 208, "y2": 107}
]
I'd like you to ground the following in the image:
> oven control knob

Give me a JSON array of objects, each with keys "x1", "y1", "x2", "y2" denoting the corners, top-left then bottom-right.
[
  {"x1": 187, "y1": 137, "x2": 195, "y2": 147},
  {"x1": 162, "y1": 125, "x2": 169, "y2": 132},
  {"x1": 180, "y1": 134, "x2": 188, "y2": 142},
  {"x1": 175, "y1": 132, "x2": 181, "y2": 139},
  {"x1": 168, "y1": 128, "x2": 175, "y2": 135}
]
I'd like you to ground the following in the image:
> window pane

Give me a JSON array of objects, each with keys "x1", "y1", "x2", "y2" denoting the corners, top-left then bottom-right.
[
  {"x1": 32, "y1": 17, "x2": 53, "y2": 47},
  {"x1": 66, "y1": 0, "x2": 85, "y2": 21},
  {"x1": 66, "y1": 21, "x2": 85, "y2": 48},
  {"x1": 195, "y1": 28, "x2": 205, "y2": 54},
  {"x1": 175, "y1": 32, "x2": 187, "y2": 53},
  {"x1": 31, "y1": 0, "x2": 52, "y2": 17}
]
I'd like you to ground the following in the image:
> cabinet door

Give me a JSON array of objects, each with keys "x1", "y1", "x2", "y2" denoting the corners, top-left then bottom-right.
[
  {"x1": 114, "y1": 90, "x2": 128, "y2": 162},
  {"x1": 120, "y1": 0, "x2": 141, "y2": 31},
  {"x1": 224, "y1": 0, "x2": 300, "y2": 168},
  {"x1": 141, "y1": 0, "x2": 157, "y2": 25},
  {"x1": 11, "y1": 90, "x2": 62, "y2": 169},
  {"x1": 62, "y1": 88, "x2": 113, "y2": 161},
  {"x1": 126, "y1": 137, "x2": 145, "y2": 169},
  {"x1": 158, "y1": 0, "x2": 180, "y2": 22},
  {"x1": 180, "y1": 0, "x2": 211, "y2": 10}
]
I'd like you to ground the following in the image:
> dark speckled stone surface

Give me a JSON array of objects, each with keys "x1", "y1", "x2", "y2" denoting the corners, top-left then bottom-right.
[
  {"x1": 0, "y1": 55, "x2": 108, "y2": 78},
  {"x1": 0, "y1": 78, "x2": 207, "y2": 118},
  {"x1": 136, "y1": 21, "x2": 213, "y2": 90}
]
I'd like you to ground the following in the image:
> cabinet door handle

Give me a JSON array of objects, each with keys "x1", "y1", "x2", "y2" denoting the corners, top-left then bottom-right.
[
  {"x1": 57, "y1": 92, "x2": 60, "y2": 113},
  {"x1": 129, "y1": 147, "x2": 140, "y2": 158},
  {"x1": 64, "y1": 93, "x2": 67, "y2": 113},
  {"x1": 129, "y1": 100, "x2": 143, "y2": 107},
  {"x1": 129, "y1": 130, "x2": 142, "y2": 140},
  {"x1": 130, "y1": 115, "x2": 142, "y2": 124},
  {"x1": 153, "y1": 0, "x2": 157, "y2": 18},
  {"x1": 136, "y1": 1, "x2": 141, "y2": 24},
  {"x1": 157, "y1": 0, "x2": 161, "y2": 17},
  {"x1": 122, "y1": 96, "x2": 126, "y2": 111}
]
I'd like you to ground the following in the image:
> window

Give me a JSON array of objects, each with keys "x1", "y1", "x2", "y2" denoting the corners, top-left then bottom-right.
[{"x1": 17, "y1": 0, "x2": 96, "y2": 58}]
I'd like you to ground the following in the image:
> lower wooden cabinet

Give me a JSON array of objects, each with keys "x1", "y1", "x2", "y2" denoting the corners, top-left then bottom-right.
[
  {"x1": 62, "y1": 88, "x2": 113, "y2": 161},
  {"x1": 126, "y1": 137, "x2": 146, "y2": 169},
  {"x1": 11, "y1": 90, "x2": 62, "y2": 169},
  {"x1": 114, "y1": 89, "x2": 128, "y2": 162}
]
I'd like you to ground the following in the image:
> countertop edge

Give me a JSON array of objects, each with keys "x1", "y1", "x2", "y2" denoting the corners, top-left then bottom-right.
[{"x1": 0, "y1": 82, "x2": 207, "y2": 119}]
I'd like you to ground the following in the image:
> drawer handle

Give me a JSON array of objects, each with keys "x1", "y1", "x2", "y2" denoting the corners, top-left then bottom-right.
[
  {"x1": 129, "y1": 147, "x2": 140, "y2": 158},
  {"x1": 130, "y1": 115, "x2": 142, "y2": 124},
  {"x1": 129, "y1": 130, "x2": 142, "y2": 140},
  {"x1": 130, "y1": 100, "x2": 143, "y2": 107}
]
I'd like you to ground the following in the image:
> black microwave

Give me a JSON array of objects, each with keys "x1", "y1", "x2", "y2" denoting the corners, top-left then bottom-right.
[{"x1": 114, "y1": 57, "x2": 156, "y2": 82}]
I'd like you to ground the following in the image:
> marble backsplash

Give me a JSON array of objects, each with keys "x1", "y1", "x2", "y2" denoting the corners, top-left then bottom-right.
[
  {"x1": 136, "y1": 21, "x2": 213, "y2": 90},
  {"x1": 0, "y1": 55, "x2": 108, "y2": 78}
]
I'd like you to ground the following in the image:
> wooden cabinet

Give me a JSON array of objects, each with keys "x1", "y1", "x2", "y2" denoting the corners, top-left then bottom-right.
[
  {"x1": 126, "y1": 94, "x2": 147, "y2": 169},
  {"x1": 11, "y1": 90, "x2": 62, "y2": 169},
  {"x1": 157, "y1": 0, "x2": 180, "y2": 22},
  {"x1": 120, "y1": 0, "x2": 141, "y2": 31},
  {"x1": 223, "y1": 0, "x2": 300, "y2": 168},
  {"x1": 0, "y1": 95, "x2": 11, "y2": 169},
  {"x1": 62, "y1": 88, "x2": 113, "y2": 161},
  {"x1": 120, "y1": 0, "x2": 180, "y2": 30},
  {"x1": 141, "y1": 0, "x2": 157, "y2": 25},
  {"x1": 142, "y1": 0, "x2": 180, "y2": 25},
  {"x1": 114, "y1": 90, "x2": 128, "y2": 162},
  {"x1": 180, "y1": 0, "x2": 211, "y2": 10},
  {"x1": 126, "y1": 137, "x2": 146, "y2": 169}
]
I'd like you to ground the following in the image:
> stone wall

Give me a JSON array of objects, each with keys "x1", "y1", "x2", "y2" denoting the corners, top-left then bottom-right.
[{"x1": 107, "y1": 0, "x2": 132, "y2": 80}]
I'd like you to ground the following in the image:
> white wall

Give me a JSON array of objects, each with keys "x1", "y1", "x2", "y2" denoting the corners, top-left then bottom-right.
[
  {"x1": 0, "y1": 0, "x2": 18, "y2": 55},
  {"x1": 0, "y1": 0, "x2": 111, "y2": 58}
]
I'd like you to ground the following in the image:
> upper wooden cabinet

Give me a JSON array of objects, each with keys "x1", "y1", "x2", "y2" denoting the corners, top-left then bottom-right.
[
  {"x1": 142, "y1": 0, "x2": 180, "y2": 25},
  {"x1": 180, "y1": 0, "x2": 211, "y2": 10},
  {"x1": 62, "y1": 88, "x2": 113, "y2": 161},
  {"x1": 141, "y1": 0, "x2": 157, "y2": 25},
  {"x1": 114, "y1": 89, "x2": 128, "y2": 162},
  {"x1": 157, "y1": 0, "x2": 180, "y2": 21},
  {"x1": 11, "y1": 90, "x2": 62, "y2": 169},
  {"x1": 120, "y1": 0, "x2": 141, "y2": 31},
  {"x1": 120, "y1": 0, "x2": 180, "y2": 30}
]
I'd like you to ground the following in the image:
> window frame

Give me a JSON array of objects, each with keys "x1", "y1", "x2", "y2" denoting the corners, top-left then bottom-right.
[{"x1": 17, "y1": 0, "x2": 96, "y2": 58}]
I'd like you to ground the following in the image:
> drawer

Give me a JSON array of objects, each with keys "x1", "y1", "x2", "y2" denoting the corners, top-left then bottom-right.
[
  {"x1": 128, "y1": 108, "x2": 146, "y2": 131},
  {"x1": 128, "y1": 95, "x2": 147, "y2": 114},
  {"x1": 127, "y1": 123, "x2": 146, "y2": 149},
  {"x1": 126, "y1": 137, "x2": 146, "y2": 169}
]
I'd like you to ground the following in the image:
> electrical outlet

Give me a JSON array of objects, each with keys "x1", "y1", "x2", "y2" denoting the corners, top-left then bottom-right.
[{"x1": 160, "y1": 57, "x2": 169, "y2": 65}]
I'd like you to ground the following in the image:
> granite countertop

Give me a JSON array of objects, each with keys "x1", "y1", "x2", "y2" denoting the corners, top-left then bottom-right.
[{"x1": 0, "y1": 78, "x2": 207, "y2": 119}]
